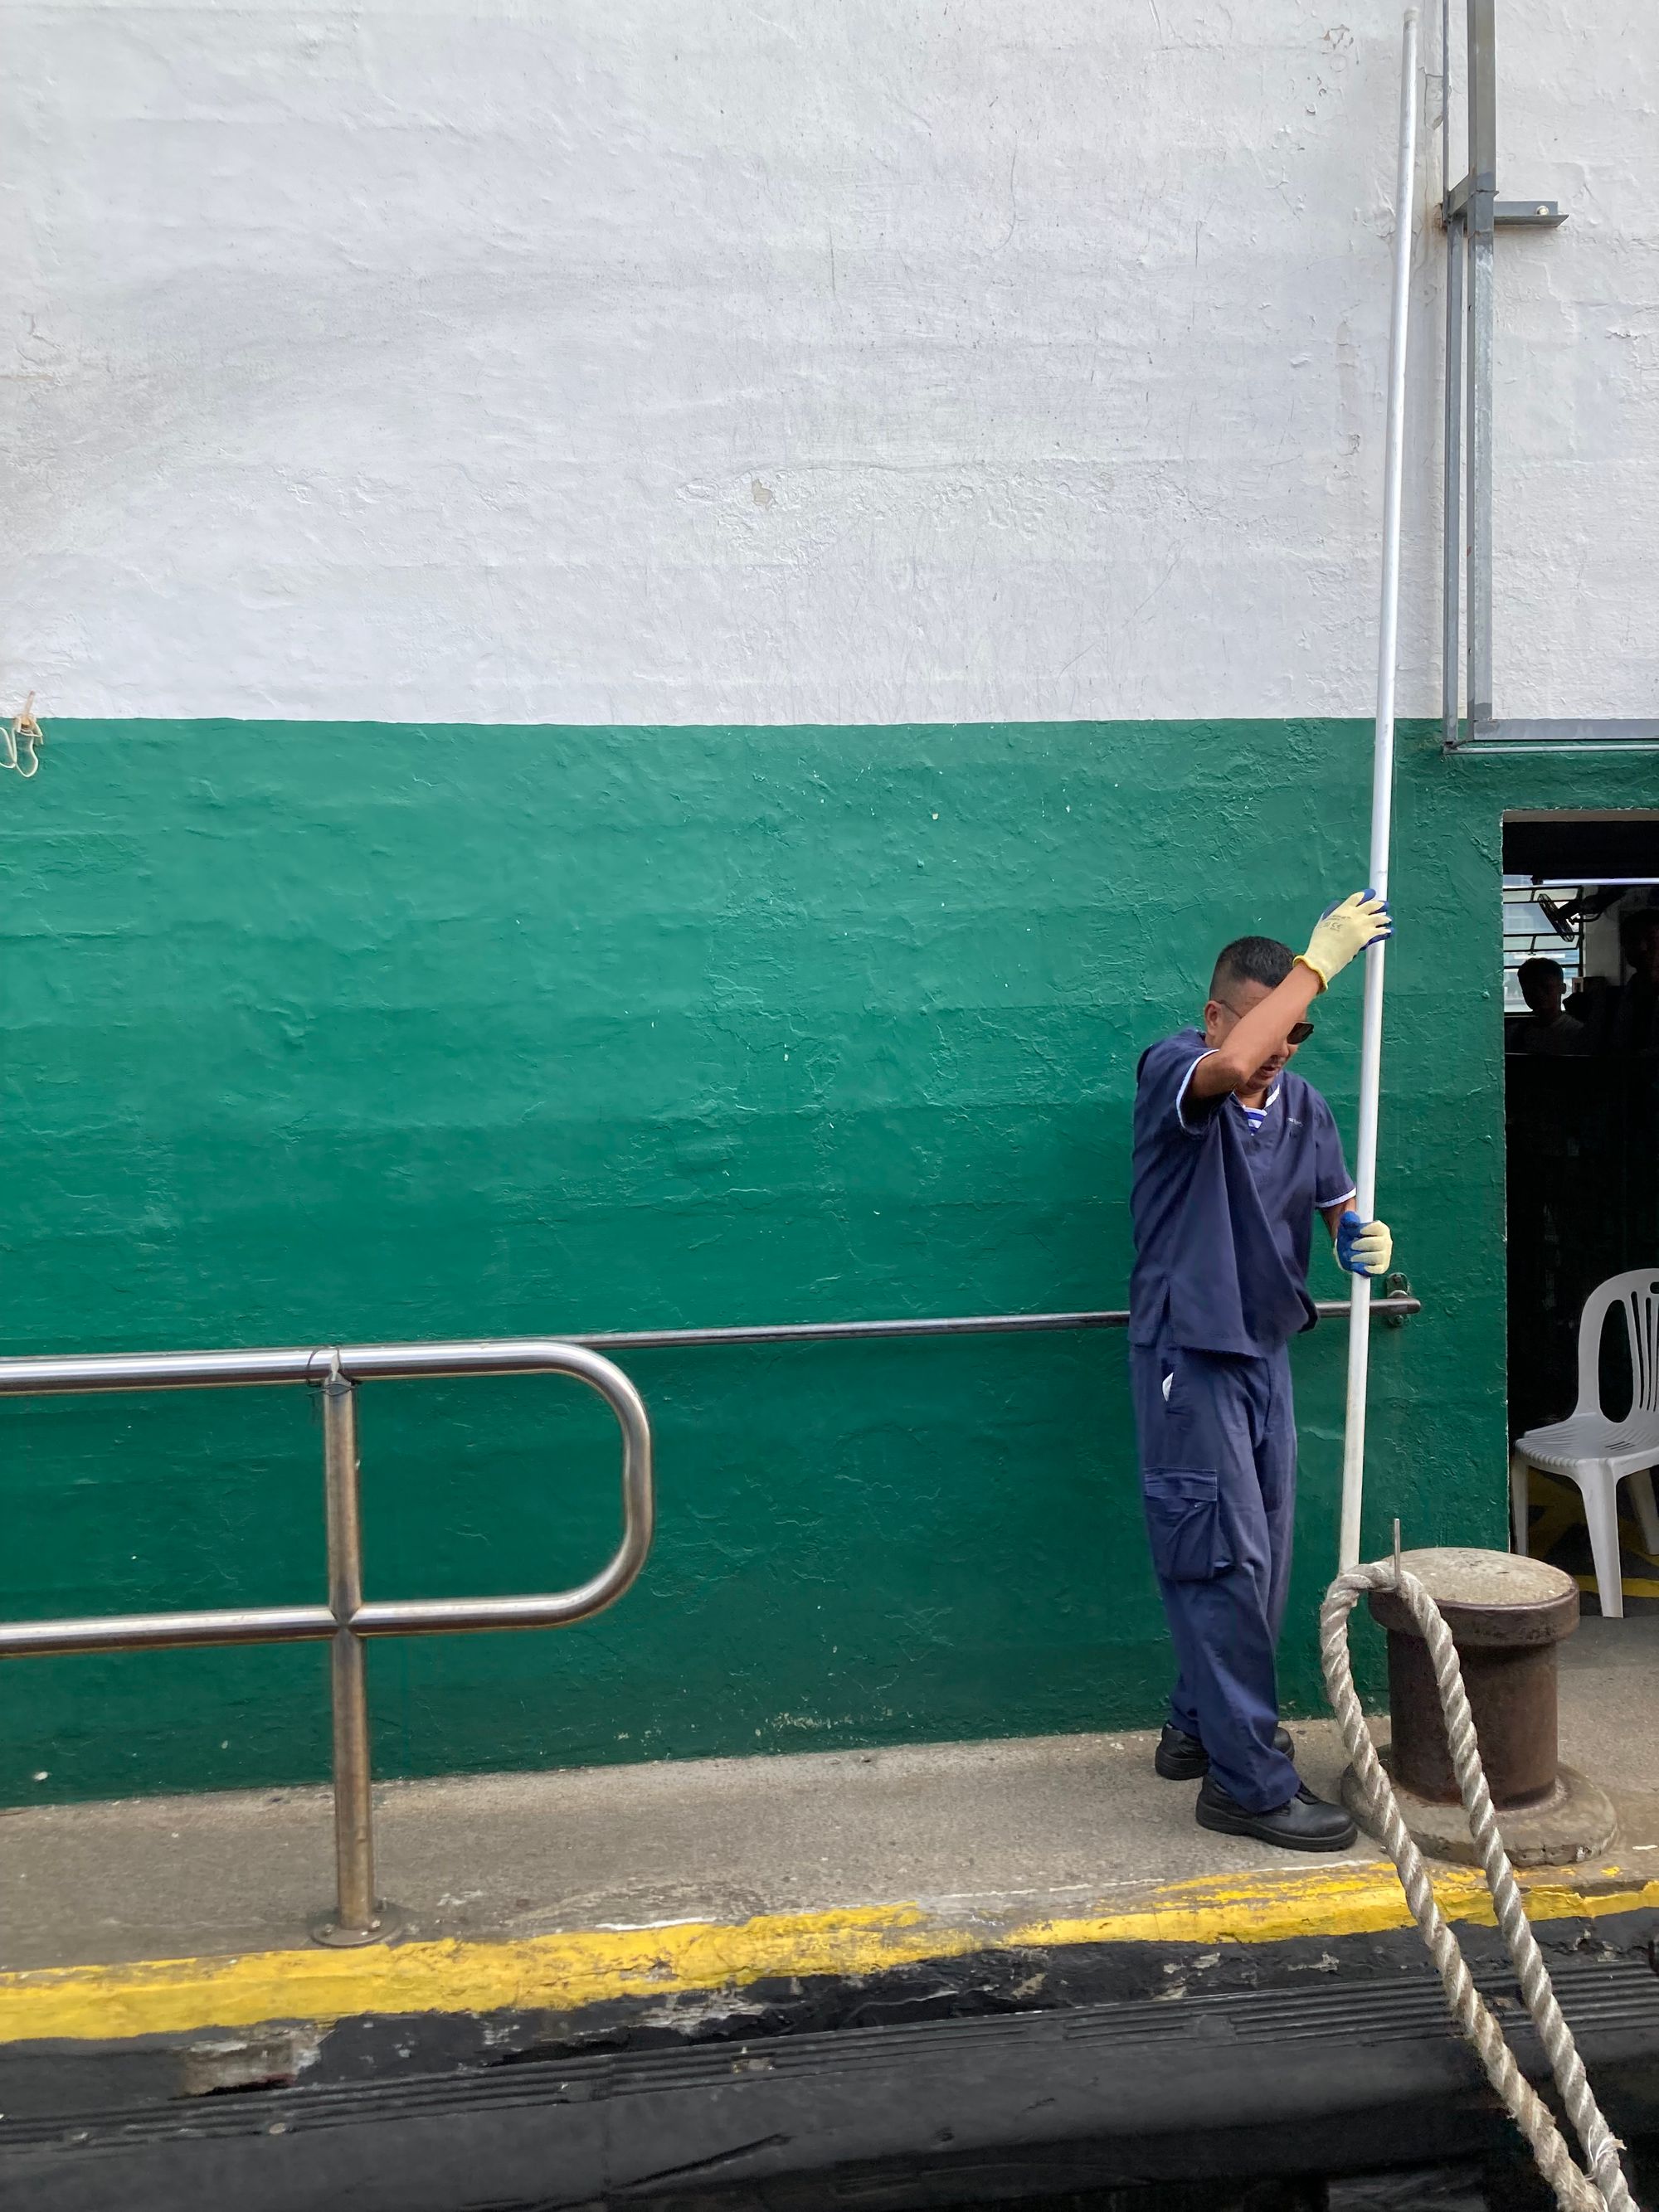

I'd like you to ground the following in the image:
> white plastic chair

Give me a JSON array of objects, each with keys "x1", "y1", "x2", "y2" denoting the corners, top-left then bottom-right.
[{"x1": 1511, "y1": 1266, "x2": 1659, "y2": 1619}]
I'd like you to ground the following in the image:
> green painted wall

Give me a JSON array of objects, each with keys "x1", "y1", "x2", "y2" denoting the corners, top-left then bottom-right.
[{"x1": 2, "y1": 721, "x2": 1651, "y2": 1806}]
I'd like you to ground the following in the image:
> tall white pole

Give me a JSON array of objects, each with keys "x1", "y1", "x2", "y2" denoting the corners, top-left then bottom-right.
[{"x1": 1340, "y1": 10, "x2": 1420, "y2": 1572}]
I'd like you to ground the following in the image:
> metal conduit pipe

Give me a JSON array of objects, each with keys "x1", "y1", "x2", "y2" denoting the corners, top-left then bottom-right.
[
  {"x1": 569, "y1": 1296, "x2": 1420, "y2": 1352},
  {"x1": 0, "y1": 1297, "x2": 1419, "y2": 1391}
]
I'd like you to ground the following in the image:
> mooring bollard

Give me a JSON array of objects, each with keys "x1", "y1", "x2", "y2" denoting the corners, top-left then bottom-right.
[{"x1": 1341, "y1": 1545, "x2": 1618, "y2": 1866}]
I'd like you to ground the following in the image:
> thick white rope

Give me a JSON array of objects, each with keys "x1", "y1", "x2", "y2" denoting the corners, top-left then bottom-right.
[{"x1": 1321, "y1": 1558, "x2": 1640, "y2": 2212}]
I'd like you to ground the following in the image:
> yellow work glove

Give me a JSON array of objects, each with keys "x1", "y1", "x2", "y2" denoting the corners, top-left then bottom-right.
[
  {"x1": 1296, "y1": 890, "x2": 1392, "y2": 991},
  {"x1": 1335, "y1": 1212, "x2": 1394, "y2": 1277}
]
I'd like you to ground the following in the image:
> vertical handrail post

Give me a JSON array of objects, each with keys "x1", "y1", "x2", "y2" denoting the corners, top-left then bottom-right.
[{"x1": 313, "y1": 1360, "x2": 395, "y2": 1945}]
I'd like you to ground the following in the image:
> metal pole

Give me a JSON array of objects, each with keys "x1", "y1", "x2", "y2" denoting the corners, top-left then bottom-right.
[
  {"x1": 1438, "y1": 0, "x2": 1461, "y2": 750},
  {"x1": 1340, "y1": 10, "x2": 1419, "y2": 1572},
  {"x1": 314, "y1": 1364, "x2": 387, "y2": 1945},
  {"x1": 1441, "y1": 207, "x2": 1464, "y2": 746},
  {"x1": 1439, "y1": 0, "x2": 1450, "y2": 204},
  {"x1": 1464, "y1": 0, "x2": 1496, "y2": 727}
]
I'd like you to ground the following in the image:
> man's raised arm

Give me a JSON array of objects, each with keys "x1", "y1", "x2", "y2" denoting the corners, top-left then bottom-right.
[{"x1": 1190, "y1": 891, "x2": 1391, "y2": 1100}]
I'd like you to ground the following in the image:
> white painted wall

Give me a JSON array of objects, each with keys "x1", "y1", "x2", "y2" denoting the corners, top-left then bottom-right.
[{"x1": 3, "y1": 0, "x2": 1655, "y2": 725}]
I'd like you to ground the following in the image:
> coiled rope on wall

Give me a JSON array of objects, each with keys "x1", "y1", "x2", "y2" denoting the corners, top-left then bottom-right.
[{"x1": 1321, "y1": 1558, "x2": 1641, "y2": 2212}]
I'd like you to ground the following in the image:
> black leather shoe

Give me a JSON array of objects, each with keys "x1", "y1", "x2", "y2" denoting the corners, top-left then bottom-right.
[
  {"x1": 1194, "y1": 1776, "x2": 1358, "y2": 1851},
  {"x1": 1154, "y1": 1723, "x2": 1295, "y2": 1780}
]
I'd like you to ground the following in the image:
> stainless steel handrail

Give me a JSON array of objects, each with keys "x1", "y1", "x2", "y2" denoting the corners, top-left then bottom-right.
[
  {"x1": 0, "y1": 1297, "x2": 1420, "y2": 1942},
  {"x1": 0, "y1": 1338, "x2": 654, "y2": 1946}
]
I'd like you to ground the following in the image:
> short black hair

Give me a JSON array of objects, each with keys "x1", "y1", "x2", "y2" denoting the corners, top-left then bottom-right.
[
  {"x1": 1516, "y1": 956, "x2": 1564, "y2": 989},
  {"x1": 1210, "y1": 935, "x2": 1295, "y2": 1000}
]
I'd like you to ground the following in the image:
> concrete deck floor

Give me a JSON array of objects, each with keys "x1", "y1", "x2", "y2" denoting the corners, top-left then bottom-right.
[{"x1": 4, "y1": 1616, "x2": 1656, "y2": 1975}]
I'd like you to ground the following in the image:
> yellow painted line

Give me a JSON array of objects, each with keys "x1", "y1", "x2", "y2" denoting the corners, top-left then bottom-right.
[
  {"x1": 1571, "y1": 1573, "x2": 1659, "y2": 1600},
  {"x1": 3, "y1": 1864, "x2": 1657, "y2": 2045},
  {"x1": 1015, "y1": 1863, "x2": 1659, "y2": 1950}
]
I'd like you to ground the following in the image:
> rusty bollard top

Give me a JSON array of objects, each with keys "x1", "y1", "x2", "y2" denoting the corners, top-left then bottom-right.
[{"x1": 1366, "y1": 1547, "x2": 1580, "y2": 1648}]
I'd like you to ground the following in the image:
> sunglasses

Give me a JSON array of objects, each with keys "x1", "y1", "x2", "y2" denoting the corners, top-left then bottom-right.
[{"x1": 1214, "y1": 998, "x2": 1315, "y2": 1047}]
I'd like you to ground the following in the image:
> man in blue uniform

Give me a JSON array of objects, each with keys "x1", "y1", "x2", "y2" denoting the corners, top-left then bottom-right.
[{"x1": 1129, "y1": 892, "x2": 1394, "y2": 1850}]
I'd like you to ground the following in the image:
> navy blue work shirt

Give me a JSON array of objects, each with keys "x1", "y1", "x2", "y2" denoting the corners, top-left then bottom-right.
[{"x1": 1128, "y1": 1029, "x2": 1355, "y2": 1358}]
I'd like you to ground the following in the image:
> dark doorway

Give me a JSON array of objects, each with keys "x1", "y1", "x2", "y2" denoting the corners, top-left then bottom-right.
[{"x1": 1503, "y1": 817, "x2": 1659, "y2": 1578}]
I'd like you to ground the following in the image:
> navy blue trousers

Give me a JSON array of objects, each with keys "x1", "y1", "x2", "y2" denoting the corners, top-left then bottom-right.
[{"x1": 1129, "y1": 1337, "x2": 1300, "y2": 1812}]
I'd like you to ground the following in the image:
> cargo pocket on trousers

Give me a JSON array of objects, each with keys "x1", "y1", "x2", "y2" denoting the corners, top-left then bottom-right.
[{"x1": 1143, "y1": 1471, "x2": 1228, "y2": 1582}]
